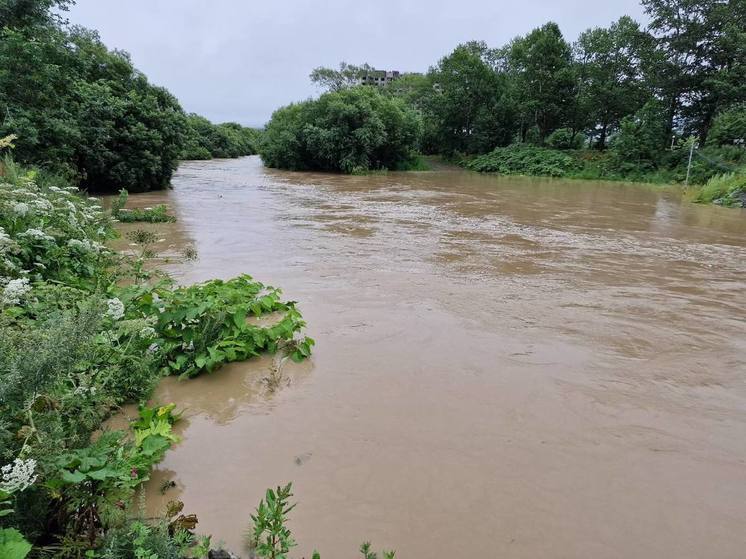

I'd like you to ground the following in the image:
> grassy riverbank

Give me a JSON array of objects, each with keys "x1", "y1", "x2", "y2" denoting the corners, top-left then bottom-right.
[{"x1": 460, "y1": 144, "x2": 746, "y2": 207}]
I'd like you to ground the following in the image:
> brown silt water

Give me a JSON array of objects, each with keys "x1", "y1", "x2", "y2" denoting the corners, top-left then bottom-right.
[{"x1": 122, "y1": 156, "x2": 746, "y2": 558}]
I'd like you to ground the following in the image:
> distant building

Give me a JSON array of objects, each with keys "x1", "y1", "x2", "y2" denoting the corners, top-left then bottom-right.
[{"x1": 359, "y1": 70, "x2": 401, "y2": 87}]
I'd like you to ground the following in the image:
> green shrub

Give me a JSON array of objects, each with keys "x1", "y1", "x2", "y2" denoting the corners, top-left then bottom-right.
[
  {"x1": 706, "y1": 104, "x2": 746, "y2": 147},
  {"x1": 0, "y1": 27, "x2": 187, "y2": 193},
  {"x1": 609, "y1": 101, "x2": 668, "y2": 172},
  {"x1": 465, "y1": 144, "x2": 579, "y2": 177},
  {"x1": 0, "y1": 159, "x2": 314, "y2": 553},
  {"x1": 0, "y1": 161, "x2": 113, "y2": 287},
  {"x1": 546, "y1": 128, "x2": 584, "y2": 150},
  {"x1": 111, "y1": 189, "x2": 176, "y2": 223},
  {"x1": 260, "y1": 86, "x2": 422, "y2": 173},
  {"x1": 688, "y1": 169, "x2": 746, "y2": 206},
  {"x1": 120, "y1": 275, "x2": 314, "y2": 378}
]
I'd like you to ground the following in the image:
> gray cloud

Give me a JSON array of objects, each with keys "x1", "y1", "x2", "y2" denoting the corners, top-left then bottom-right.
[{"x1": 66, "y1": 0, "x2": 647, "y2": 127}]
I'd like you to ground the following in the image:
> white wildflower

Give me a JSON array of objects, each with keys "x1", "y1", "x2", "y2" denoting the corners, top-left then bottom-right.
[
  {"x1": 2, "y1": 278, "x2": 31, "y2": 306},
  {"x1": 67, "y1": 239, "x2": 86, "y2": 250},
  {"x1": 31, "y1": 198, "x2": 53, "y2": 213},
  {"x1": 0, "y1": 458, "x2": 38, "y2": 494},
  {"x1": 139, "y1": 326, "x2": 156, "y2": 339},
  {"x1": 0, "y1": 227, "x2": 11, "y2": 247},
  {"x1": 105, "y1": 297, "x2": 125, "y2": 320},
  {"x1": 19, "y1": 228, "x2": 54, "y2": 243},
  {"x1": 12, "y1": 202, "x2": 29, "y2": 217}
]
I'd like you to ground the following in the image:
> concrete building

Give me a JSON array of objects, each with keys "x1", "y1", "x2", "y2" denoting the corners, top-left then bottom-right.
[{"x1": 359, "y1": 70, "x2": 401, "y2": 87}]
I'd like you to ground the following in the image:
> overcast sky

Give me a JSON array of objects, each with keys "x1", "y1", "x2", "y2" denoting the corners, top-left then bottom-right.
[{"x1": 66, "y1": 0, "x2": 647, "y2": 127}]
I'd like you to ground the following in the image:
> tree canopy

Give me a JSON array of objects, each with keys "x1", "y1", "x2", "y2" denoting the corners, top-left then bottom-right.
[{"x1": 260, "y1": 86, "x2": 422, "y2": 173}]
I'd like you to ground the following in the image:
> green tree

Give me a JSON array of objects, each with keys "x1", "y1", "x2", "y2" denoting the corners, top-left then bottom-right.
[
  {"x1": 260, "y1": 86, "x2": 422, "y2": 173},
  {"x1": 610, "y1": 100, "x2": 669, "y2": 170},
  {"x1": 0, "y1": 7, "x2": 190, "y2": 191},
  {"x1": 0, "y1": 0, "x2": 72, "y2": 29},
  {"x1": 706, "y1": 103, "x2": 746, "y2": 146},
  {"x1": 575, "y1": 16, "x2": 655, "y2": 149},
  {"x1": 506, "y1": 22, "x2": 576, "y2": 143},
  {"x1": 309, "y1": 62, "x2": 375, "y2": 92},
  {"x1": 425, "y1": 41, "x2": 515, "y2": 154},
  {"x1": 642, "y1": 0, "x2": 746, "y2": 141}
]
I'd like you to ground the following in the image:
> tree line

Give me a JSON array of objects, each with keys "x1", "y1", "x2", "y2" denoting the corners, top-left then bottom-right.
[
  {"x1": 0, "y1": 0, "x2": 260, "y2": 193},
  {"x1": 276, "y1": 0, "x2": 744, "y2": 182}
]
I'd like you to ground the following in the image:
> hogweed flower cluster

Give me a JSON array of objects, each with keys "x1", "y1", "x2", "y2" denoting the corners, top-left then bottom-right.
[
  {"x1": 0, "y1": 458, "x2": 38, "y2": 494},
  {"x1": 1, "y1": 277, "x2": 31, "y2": 306},
  {"x1": 106, "y1": 297, "x2": 125, "y2": 320}
]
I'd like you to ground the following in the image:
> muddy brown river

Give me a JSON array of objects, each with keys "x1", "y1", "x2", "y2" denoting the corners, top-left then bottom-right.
[{"x1": 121, "y1": 156, "x2": 746, "y2": 558}]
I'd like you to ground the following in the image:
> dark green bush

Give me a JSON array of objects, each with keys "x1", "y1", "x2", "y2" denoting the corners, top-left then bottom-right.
[
  {"x1": 546, "y1": 128, "x2": 584, "y2": 150},
  {"x1": 260, "y1": 86, "x2": 422, "y2": 173},
  {"x1": 0, "y1": 26, "x2": 187, "y2": 193},
  {"x1": 706, "y1": 104, "x2": 746, "y2": 147},
  {"x1": 465, "y1": 144, "x2": 579, "y2": 177}
]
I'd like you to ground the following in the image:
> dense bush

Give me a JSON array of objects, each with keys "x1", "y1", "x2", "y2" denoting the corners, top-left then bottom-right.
[
  {"x1": 688, "y1": 169, "x2": 746, "y2": 206},
  {"x1": 546, "y1": 128, "x2": 584, "y2": 150},
  {"x1": 180, "y1": 114, "x2": 261, "y2": 160},
  {"x1": 608, "y1": 101, "x2": 669, "y2": 172},
  {"x1": 111, "y1": 189, "x2": 175, "y2": 223},
  {"x1": 706, "y1": 104, "x2": 746, "y2": 147},
  {"x1": 260, "y1": 86, "x2": 422, "y2": 173},
  {"x1": 465, "y1": 144, "x2": 579, "y2": 177},
  {"x1": 0, "y1": 25, "x2": 187, "y2": 193}
]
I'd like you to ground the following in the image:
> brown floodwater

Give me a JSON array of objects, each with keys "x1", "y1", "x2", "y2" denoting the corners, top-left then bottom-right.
[{"x1": 122, "y1": 156, "x2": 746, "y2": 558}]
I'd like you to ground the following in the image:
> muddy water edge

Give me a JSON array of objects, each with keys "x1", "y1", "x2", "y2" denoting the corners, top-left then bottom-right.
[{"x1": 114, "y1": 156, "x2": 746, "y2": 559}]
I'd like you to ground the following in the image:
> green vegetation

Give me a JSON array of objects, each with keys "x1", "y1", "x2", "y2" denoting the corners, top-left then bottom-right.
[
  {"x1": 180, "y1": 115, "x2": 262, "y2": 160},
  {"x1": 0, "y1": 1, "x2": 258, "y2": 193},
  {"x1": 687, "y1": 170, "x2": 746, "y2": 206},
  {"x1": 465, "y1": 145, "x2": 579, "y2": 177},
  {"x1": 0, "y1": 150, "x2": 313, "y2": 556},
  {"x1": 111, "y1": 189, "x2": 176, "y2": 223},
  {"x1": 259, "y1": 86, "x2": 422, "y2": 173},
  {"x1": 249, "y1": 483, "x2": 394, "y2": 559},
  {"x1": 307, "y1": 0, "x2": 746, "y2": 200}
]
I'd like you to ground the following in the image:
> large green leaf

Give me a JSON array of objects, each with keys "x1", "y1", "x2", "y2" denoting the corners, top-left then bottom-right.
[{"x1": 0, "y1": 528, "x2": 32, "y2": 559}]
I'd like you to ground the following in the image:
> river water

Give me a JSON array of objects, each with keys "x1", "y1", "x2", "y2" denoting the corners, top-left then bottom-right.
[{"x1": 123, "y1": 156, "x2": 746, "y2": 558}]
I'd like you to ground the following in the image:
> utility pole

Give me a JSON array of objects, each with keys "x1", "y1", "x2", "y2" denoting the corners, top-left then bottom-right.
[{"x1": 685, "y1": 140, "x2": 697, "y2": 186}]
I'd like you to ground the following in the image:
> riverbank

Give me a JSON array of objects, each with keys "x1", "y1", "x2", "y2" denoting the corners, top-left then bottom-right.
[
  {"x1": 0, "y1": 156, "x2": 312, "y2": 558},
  {"x1": 460, "y1": 145, "x2": 746, "y2": 208}
]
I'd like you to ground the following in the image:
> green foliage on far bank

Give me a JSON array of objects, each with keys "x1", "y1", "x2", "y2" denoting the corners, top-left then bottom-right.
[
  {"x1": 259, "y1": 86, "x2": 422, "y2": 173},
  {"x1": 465, "y1": 144, "x2": 579, "y2": 177},
  {"x1": 179, "y1": 114, "x2": 262, "y2": 160},
  {"x1": 309, "y1": 0, "x2": 745, "y2": 200},
  {"x1": 463, "y1": 142, "x2": 746, "y2": 190}
]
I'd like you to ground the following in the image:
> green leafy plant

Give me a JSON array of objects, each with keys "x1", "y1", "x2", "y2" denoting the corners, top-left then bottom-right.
[
  {"x1": 249, "y1": 483, "x2": 297, "y2": 559},
  {"x1": 0, "y1": 527, "x2": 32, "y2": 559},
  {"x1": 122, "y1": 275, "x2": 314, "y2": 378},
  {"x1": 47, "y1": 405, "x2": 180, "y2": 545},
  {"x1": 465, "y1": 144, "x2": 579, "y2": 177},
  {"x1": 112, "y1": 189, "x2": 176, "y2": 223}
]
